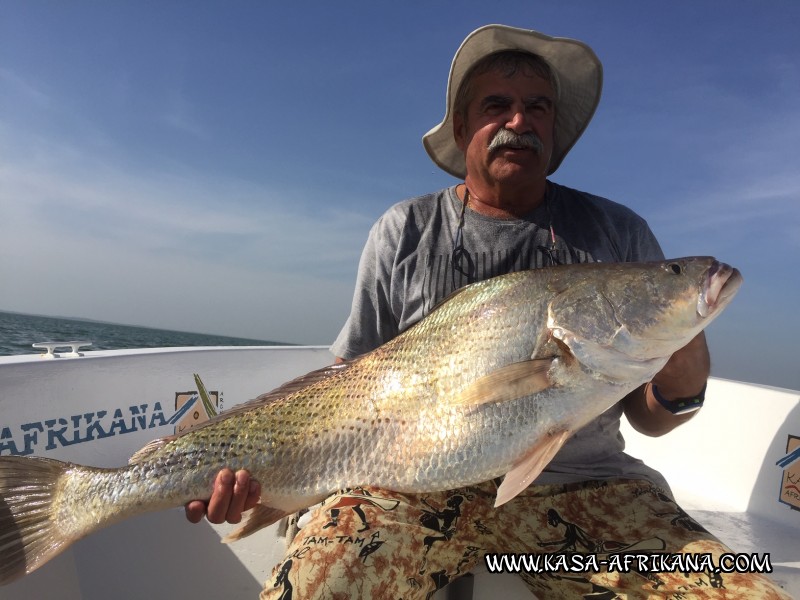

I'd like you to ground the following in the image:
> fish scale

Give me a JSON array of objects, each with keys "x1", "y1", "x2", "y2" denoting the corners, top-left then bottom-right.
[{"x1": 0, "y1": 257, "x2": 741, "y2": 585}]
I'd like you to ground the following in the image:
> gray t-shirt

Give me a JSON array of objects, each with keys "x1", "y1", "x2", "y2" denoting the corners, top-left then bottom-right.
[{"x1": 332, "y1": 182, "x2": 670, "y2": 489}]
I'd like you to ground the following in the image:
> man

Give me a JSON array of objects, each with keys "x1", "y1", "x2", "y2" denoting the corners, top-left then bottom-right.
[{"x1": 188, "y1": 25, "x2": 790, "y2": 599}]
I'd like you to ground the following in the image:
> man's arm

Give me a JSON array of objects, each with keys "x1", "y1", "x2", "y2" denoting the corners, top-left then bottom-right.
[{"x1": 623, "y1": 332, "x2": 710, "y2": 437}]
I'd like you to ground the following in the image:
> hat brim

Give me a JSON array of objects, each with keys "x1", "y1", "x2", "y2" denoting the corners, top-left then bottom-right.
[{"x1": 422, "y1": 24, "x2": 603, "y2": 178}]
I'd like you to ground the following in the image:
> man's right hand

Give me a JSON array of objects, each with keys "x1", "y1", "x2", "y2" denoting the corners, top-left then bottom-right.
[{"x1": 185, "y1": 468, "x2": 261, "y2": 524}]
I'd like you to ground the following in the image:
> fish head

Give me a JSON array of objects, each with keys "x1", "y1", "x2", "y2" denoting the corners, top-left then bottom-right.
[{"x1": 546, "y1": 257, "x2": 742, "y2": 380}]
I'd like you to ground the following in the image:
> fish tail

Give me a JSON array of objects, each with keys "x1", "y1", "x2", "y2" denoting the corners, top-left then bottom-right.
[{"x1": 0, "y1": 455, "x2": 74, "y2": 585}]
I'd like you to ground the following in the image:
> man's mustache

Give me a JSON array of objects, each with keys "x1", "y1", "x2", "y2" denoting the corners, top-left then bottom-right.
[{"x1": 487, "y1": 129, "x2": 544, "y2": 154}]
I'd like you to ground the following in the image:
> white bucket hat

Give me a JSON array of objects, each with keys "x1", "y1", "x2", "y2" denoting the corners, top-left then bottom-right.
[{"x1": 422, "y1": 24, "x2": 603, "y2": 178}]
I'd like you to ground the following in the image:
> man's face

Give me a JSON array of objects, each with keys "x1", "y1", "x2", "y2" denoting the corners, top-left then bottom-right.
[{"x1": 454, "y1": 68, "x2": 556, "y2": 190}]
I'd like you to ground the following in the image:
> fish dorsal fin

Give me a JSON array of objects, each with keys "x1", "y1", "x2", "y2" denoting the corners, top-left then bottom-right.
[
  {"x1": 425, "y1": 285, "x2": 471, "y2": 315},
  {"x1": 494, "y1": 429, "x2": 571, "y2": 507},
  {"x1": 183, "y1": 362, "x2": 353, "y2": 432},
  {"x1": 129, "y1": 362, "x2": 353, "y2": 464},
  {"x1": 450, "y1": 359, "x2": 554, "y2": 408},
  {"x1": 129, "y1": 437, "x2": 175, "y2": 464}
]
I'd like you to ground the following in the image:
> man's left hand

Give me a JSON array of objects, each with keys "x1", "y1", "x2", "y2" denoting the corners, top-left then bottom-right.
[{"x1": 623, "y1": 332, "x2": 710, "y2": 436}]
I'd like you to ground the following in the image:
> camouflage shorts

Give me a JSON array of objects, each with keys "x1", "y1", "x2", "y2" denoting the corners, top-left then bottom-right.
[{"x1": 260, "y1": 479, "x2": 791, "y2": 600}]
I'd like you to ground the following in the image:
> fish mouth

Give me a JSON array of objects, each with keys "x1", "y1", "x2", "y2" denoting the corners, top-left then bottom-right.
[{"x1": 698, "y1": 260, "x2": 743, "y2": 317}]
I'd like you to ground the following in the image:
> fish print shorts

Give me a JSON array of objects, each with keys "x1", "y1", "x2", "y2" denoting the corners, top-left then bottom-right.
[{"x1": 259, "y1": 479, "x2": 792, "y2": 600}]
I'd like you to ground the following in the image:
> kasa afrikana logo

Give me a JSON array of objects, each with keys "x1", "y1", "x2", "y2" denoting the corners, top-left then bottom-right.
[
  {"x1": 0, "y1": 374, "x2": 221, "y2": 456},
  {"x1": 777, "y1": 434, "x2": 800, "y2": 511}
]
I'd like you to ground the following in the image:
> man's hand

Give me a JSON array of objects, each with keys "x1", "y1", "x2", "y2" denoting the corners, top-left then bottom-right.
[
  {"x1": 650, "y1": 332, "x2": 710, "y2": 399},
  {"x1": 185, "y1": 469, "x2": 261, "y2": 524},
  {"x1": 623, "y1": 332, "x2": 710, "y2": 437}
]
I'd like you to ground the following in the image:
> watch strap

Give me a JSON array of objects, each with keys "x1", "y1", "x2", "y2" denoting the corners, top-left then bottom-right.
[{"x1": 651, "y1": 382, "x2": 707, "y2": 414}]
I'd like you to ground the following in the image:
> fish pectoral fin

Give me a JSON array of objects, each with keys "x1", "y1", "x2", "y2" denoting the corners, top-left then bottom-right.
[
  {"x1": 494, "y1": 429, "x2": 571, "y2": 507},
  {"x1": 223, "y1": 504, "x2": 292, "y2": 543},
  {"x1": 451, "y1": 359, "x2": 554, "y2": 408}
]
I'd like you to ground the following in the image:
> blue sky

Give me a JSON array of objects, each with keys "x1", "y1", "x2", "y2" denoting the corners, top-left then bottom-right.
[{"x1": 1, "y1": 2, "x2": 798, "y2": 390}]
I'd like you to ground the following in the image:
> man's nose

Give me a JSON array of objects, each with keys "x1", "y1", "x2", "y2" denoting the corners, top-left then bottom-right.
[{"x1": 505, "y1": 107, "x2": 530, "y2": 133}]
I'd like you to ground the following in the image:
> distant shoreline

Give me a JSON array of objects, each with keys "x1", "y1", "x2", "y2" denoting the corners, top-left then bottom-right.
[
  {"x1": 0, "y1": 310, "x2": 290, "y2": 356},
  {"x1": 0, "y1": 308, "x2": 286, "y2": 345}
]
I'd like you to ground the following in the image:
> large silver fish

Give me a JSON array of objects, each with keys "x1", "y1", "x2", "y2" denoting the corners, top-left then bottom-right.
[{"x1": 0, "y1": 257, "x2": 741, "y2": 584}]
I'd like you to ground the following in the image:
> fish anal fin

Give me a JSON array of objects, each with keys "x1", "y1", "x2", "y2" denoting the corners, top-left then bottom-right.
[
  {"x1": 222, "y1": 494, "x2": 328, "y2": 543},
  {"x1": 451, "y1": 359, "x2": 554, "y2": 409},
  {"x1": 223, "y1": 504, "x2": 290, "y2": 543},
  {"x1": 495, "y1": 429, "x2": 571, "y2": 507}
]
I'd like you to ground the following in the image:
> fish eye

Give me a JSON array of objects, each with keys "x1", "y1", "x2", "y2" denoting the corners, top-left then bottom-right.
[{"x1": 668, "y1": 262, "x2": 683, "y2": 275}]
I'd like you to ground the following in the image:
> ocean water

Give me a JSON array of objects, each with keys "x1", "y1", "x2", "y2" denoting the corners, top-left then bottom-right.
[{"x1": 0, "y1": 310, "x2": 284, "y2": 356}]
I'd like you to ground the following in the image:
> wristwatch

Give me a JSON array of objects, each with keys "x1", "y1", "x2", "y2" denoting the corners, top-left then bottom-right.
[{"x1": 651, "y1": 382, "x2": 707, "y2": 414}]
